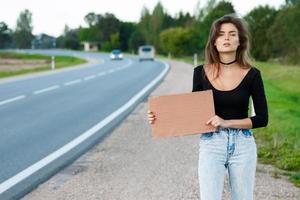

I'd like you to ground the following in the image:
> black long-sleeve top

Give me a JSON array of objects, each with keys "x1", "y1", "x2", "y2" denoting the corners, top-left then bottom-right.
[{"x1": 192, "y1": 65, "x2": 268, "y2": 129}]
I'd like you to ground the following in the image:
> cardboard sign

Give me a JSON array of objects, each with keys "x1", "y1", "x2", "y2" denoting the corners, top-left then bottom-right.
[{"x1": 149, "y1": 90, "x2": 216, "y2": 139}]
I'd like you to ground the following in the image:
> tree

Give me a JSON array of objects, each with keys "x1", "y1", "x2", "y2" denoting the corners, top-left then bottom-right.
[
  {"x1": 194, "y1": 0, "x2": 217, "y2": 21},
  {"x1": 151, "y1": 2, "x2": 165, "y2": 52},
  {"x1": 268, "y1": 1, "x2": 300, "y2": 63},
  {"x1": 80, "y1": 12, "x2": 120, "y2": 50},
  {"x1": 79, "y1": 26, "x2": 102, "y2": 42},
  {"x1": 110, "y1": 32, "x2": 120, "y2": 49},
  {"x1": 57, "y1": 25, "x2": 81, "y2": 49},
  {"x1": 138, "y1": 2, "x2": 173, "y2": 53},
  {"x1": 162, "y1": 13, "x2": 176, "y2": 29},
  {"x1": 151, "y1": 2, "x2": 164, "y2": 35},
  {"x1": 160, "y1": 27, "x2": 198, "y2": 56},
  {"x1": 0, "y1": 22, "x2": 12, "y2": 48},
  {"x1": 197, "y1": 1, "x2": 235, "y2": 52},
  {"x1": 102, "y1": 32, "x2": 120, "y2": 51},
  {"x1": 139, "y1": 7, "x2": 152, "y2": 44},
  {"x1": 174, "y1": 12, "x2": 195, "y2": 27},
  {"x1": 84, "y1": 12, "x2": 98, "y2": 27},
  {"x1": 80, "y1": 13, "x2": 103, "y2": 43},
  {"x1": 128, "y1": 30, "x2": 145, "y2": 53},
  {"x1": 244, "y1": 6, "x2": 278, "y2": 61},
  {"x1": 119, "y1": 22, "x2": 136, "y2": 51},
  {"x1": 285, "y1": 0, "x2": 299, "y2": 6},
  {"x1": 96, "y1": 13, "x2": 120, "y2": 42},
  {"x1": 13, "y1": 9, "x2": 34, "y2": 48}
]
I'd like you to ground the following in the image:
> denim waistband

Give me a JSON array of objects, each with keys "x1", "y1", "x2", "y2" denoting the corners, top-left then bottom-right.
[
  {"x1": 202, "y1": 128, "x2": 253, "y2": 139},
  {"x1": 214, "y1": 127, "x2": 253, "y2": 136}
]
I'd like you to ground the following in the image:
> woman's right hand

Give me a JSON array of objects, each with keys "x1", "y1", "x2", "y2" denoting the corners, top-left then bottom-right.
[{"x1": 147, "y1": 110, "x2": 156, "y2": 124}]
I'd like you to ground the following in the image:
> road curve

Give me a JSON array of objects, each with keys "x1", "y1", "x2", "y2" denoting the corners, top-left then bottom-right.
[{"x1": 0, "y1": 50, "x2": 169, "y2": 199}]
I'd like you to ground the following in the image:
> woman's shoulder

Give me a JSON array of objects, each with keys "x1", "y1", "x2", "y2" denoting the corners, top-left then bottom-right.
[
  {"x1": 194, "y1": 64, "x2": 204, "y2": 71},
  {"x1": 247, "y1": 66, "x2": 264, "y2": 83},
  {"x1": 250, "y1": 66, "x2": 260, "y2": 73},
  {"x1": 195, "y1": 64, "x2": 212, "y2": 76},
  {"x1": 248, "y1": 66, "x2": 262, "y2": 76}
]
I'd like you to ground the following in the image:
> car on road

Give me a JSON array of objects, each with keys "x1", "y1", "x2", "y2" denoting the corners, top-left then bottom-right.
[
  {"x1": 110, "y1": 49, "x2": 123, "y2": 60},
  {"x1": 138, "y1": 45, "x2": 155, "y2": 61}
]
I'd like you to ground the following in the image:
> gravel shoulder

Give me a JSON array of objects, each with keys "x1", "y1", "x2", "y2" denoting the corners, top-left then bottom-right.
[{"x1": 23, "y1": 60, "x2": 300, "y2": 200}]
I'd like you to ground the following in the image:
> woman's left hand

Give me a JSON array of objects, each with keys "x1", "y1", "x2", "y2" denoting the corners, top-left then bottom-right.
[{"x1": 206, "y1": 115, "x2": 229, "y2": 128}]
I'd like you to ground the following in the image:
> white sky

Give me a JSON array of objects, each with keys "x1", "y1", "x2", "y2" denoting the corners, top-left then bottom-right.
[{"x1": 0, "y1": 0, "x2": 285, "y2": 37}]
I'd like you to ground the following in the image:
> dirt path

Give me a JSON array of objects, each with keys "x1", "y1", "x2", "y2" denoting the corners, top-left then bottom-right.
[
  {"x1": 23, "y1": 60, "x2": 300, "y2": 200},
  {"x1": 0, "y1": 58, "x2": 49, "y2": 71}
]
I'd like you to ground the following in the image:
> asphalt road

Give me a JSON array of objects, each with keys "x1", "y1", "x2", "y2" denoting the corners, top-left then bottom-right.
[{"x1": 0, "y1": 50, "x2": 169, "y2": 199}]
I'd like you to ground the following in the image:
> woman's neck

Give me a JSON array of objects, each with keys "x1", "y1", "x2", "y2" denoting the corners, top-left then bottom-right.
[{"x1": 219, "y1": 53, "x2": 236, "y2": 65}]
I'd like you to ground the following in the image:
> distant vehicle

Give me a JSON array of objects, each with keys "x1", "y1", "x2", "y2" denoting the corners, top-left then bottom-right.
[
  {"x1": 110, "y1": 49, "x2": 123, "y2": 60},
  {"x1": 138, "y1": 45, "x2": 155, "y2": 61}
]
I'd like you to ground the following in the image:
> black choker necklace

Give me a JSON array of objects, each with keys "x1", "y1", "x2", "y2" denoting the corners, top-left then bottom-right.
[{"x1": 220, "y1": 59, "x2": 237, "y2": 65}]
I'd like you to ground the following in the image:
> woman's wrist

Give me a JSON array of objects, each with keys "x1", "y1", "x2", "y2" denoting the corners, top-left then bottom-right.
[
  {"x1": 223, "y1": 120, "x2": 232, "y2": 128},
  {"x1": 222, "y1": 119, "x2": 252, "y2": 129}
]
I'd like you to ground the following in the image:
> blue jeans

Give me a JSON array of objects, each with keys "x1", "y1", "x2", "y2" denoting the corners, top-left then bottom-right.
[{"x1": 198, "y1": 128, "x2": 257, "y2": 200}]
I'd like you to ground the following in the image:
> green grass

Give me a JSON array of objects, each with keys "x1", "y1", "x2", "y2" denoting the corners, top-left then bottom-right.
[
  {"x1": 0, "y1": 51, "x2": 51, "y2": 59},
  {"x1": 0, "y1": 52, "x2": 86, "y2": 78},
  {"x1": 253, "y1": 61, "x2": 300, "y2": 187},
  {"x1": 171, "y1": 55, "x2": 300, "y2": 187}
]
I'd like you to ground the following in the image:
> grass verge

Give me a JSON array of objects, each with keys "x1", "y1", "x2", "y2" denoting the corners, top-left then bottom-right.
[
  {"x1": 0, "y1": 51, "x2": 86, "y2": 78},
  {"x1": 254, "y1": 61, "x2": 300, "y2": 187}
]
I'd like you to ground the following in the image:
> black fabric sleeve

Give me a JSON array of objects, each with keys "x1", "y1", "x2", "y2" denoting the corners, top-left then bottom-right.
[
  {"x1": 250, "y1": 69, "x2": 269, "y2": 128},
  {"x1": 192, "y1": 65, "x2": 204, "y2": 92}
]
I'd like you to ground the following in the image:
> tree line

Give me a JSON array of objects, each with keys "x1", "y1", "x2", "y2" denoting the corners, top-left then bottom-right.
[{"x1": 0, "y1": 0, "x2": 299, "y2": 64}]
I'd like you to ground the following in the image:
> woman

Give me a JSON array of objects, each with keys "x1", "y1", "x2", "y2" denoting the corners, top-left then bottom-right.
[{"x1": 148, "y1": 14, "x2": 268, "y2": 200}]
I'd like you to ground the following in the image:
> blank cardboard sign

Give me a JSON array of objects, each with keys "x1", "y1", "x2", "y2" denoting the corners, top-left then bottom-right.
[{"x1": 149, "y1": 90, "x2": 216, "y2": 139}]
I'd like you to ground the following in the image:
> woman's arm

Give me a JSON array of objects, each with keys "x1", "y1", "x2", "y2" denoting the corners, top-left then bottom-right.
[
  {"x1": 225, "y1": 118, "x2": 252, "y2": 129},
  {"x1": 206, "y1": 115, "x2": 252, "y2": 129},
  {"x1": 249, "y1": 69, "x2": 268, "y2": 128},
  {"x1": 192, "y1": 66, "x2": 204, "y2": 92}
]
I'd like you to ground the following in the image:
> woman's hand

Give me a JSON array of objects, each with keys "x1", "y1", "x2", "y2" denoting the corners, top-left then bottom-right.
[
  {"x1": 206, "y1": 115, "x2": 229, "y2": 128},
  {"x1": 147, "y1": 110, "x2": 156, "y2": 124}
]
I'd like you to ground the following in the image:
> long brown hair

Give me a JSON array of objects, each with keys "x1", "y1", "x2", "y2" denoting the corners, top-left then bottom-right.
[{"x1": 205, "y1": 14, "x2": 252, "y2": 79}]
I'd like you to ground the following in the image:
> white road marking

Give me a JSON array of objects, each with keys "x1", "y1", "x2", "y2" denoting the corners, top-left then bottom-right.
[
  {"x1": 0, "y1": 59, "x2": 134, "y2": 107},
  {"x1": 33, "y1": 85, "x2": 60, "y2": 95},
  {"x1": 0, "y1": 95, "x2": 26, "y2": 106},
  {"x1": 64, "y1": 79, "x2": 82, "y2": 86},
  {"x1": 97, "y1": 59, "x2": 133, "y2": 77},
  {"x1": 97, "y1": 72, "x2": 107, "y2": 76},
  {"x1": 122, "y1": 60, "x2": 133, "y2": 68},
  {"x1": 84, "y1": 75, "x2": 96, "y2": 81},
  {"x1": 0, "y1": 61, "x2": 169, "y2": 194}
]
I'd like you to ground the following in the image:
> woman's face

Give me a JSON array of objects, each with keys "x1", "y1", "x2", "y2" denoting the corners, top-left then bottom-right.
[{"x1": 214, "y1": 23, "x2": 240, "y2": 53}]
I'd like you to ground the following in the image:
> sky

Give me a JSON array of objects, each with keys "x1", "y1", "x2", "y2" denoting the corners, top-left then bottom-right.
[{"x1": 0, "y1": 0, "x2": 285, "y2": 37}]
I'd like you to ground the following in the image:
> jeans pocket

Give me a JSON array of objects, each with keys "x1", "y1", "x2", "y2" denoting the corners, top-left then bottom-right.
[
  {"x1": 241, "y1": 129, "x2": 253, "y2": 138},
  {"x1": 200, "y1": 132, "x2": 214, "y2": 140}
]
